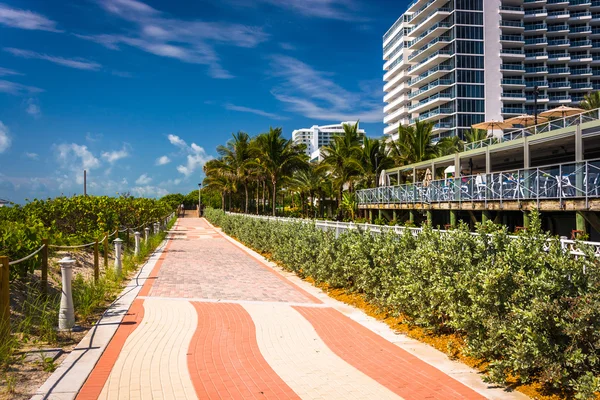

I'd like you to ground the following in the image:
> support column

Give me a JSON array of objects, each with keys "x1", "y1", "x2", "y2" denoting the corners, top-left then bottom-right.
[
  {"x1": 409, "y1": 210, "x2": 415, "y2": 225},
  {"x1": 369, "y1": 209, "x2": 373, "y2": 223},
  {"x1": 482, "y1": 210, "x2": 490, "y2": 223},
  {"x1": 523, "y1": 212, "x2": 530, "y2": 229},
  {"x1": 392, "y1": 210, "x2": 397, "y2": 222},
  {"x1": 426, "y1": 210, "x2": 432, "y2": 225},
  {"x1": 450, "y1": 210, "x2": 457, "y2": 228},
  {"x1": 378, "y1": 209, "x2": 382, "y2": 220},
  {"x1": 576, "y1": 211, "x2": 587, "y2": 235}
]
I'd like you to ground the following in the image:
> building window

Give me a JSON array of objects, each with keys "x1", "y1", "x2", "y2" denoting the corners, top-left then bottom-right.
[
  {"x1": 455, "y1": 26, "x2": 483, "y2": 40},
  {"x1": 457, "y1": 84, "x2": 484, "y2": 98},
  {"x1": 456, "y1": 55, "x2": 484, "y2": 69},
  {"x1": 456, "y1": 40, "x2": 484, "y2": 55},
  {"x1": 455, "y1": 11, "x2": 483, "y2": 25},
  {"x1": 456, "y1": 0, "x2": 483, "y2": 11}
]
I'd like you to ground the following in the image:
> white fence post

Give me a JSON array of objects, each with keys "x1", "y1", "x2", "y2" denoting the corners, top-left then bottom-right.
[
  {"x1": 154, "y1": 222, "x2": 160, "y2": 234},
  {"x1": 134, "y1": 231, "x2": 141, "y2": 256},
  {"x1": 58, "y1": 256, "x2": 75, "y2": 330},
  {"x1": 114, "y1": 238, "x2": 123, "y2": 276},
  {"x1": 145, "y1": 227, "x2": 150, "y2": 244}
]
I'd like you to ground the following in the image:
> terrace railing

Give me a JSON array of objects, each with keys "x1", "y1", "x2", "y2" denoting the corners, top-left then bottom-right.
[
  {"x1": 358, "y1": 158, "x2": 600, "y2": 208},
  {"x1": 464, "y1": 108, "x2": 600, "y2": 151}
]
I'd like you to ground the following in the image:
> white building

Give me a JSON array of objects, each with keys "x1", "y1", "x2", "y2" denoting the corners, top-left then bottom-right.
[
  {"x1": 292, "y1": 121, "x2": 366, "y2": 162},
  {"x1": 383, "y1": 0, "x2": 600, "y2": 141}
]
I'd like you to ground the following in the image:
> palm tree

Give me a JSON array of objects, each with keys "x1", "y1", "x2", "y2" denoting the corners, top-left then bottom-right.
[
  {"x1": 580, "y1": 91, "x2": 600, "y2": 110},
  {"x1": 437, "y1": 135, "x2": 464, "y2": 156},
  {"x1": 203, "y1": 159, "x2": 231, "y2": 210},
  {"x1": 463, "y1": 128, "x2": 488, "y2": 143},
  {"x1": 289, "y1": 165, "x2": 327, "y2": 218},
  {"x1": 253, "y1": 127, "x2": 308, "y2": 216},
  {"x1": 389, "y1": 120, "x2": 439, "y2": 165},
  {"x1": 217, "y1": 131, "x2": 252, "y2": 213},
  {"x1": 321, "y1": 121, "x2": 364, "y2": 208},
  {"x1": 359, "y1": 137, "x2": 394, "y2": 188}
]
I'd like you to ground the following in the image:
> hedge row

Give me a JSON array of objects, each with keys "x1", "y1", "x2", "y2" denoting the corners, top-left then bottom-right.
[{"x1": 205, "y1": 208, "x2": 600, "y2": 398}]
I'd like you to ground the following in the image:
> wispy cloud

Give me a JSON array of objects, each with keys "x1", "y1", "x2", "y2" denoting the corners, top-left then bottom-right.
[
  {"x1": 131, "y1": 185, "x2": 168, "y2": 198},
  {"x1": 25, "y1": 98, "x2": 41, "y2": 118},
  {"x1": 224, "y1": 103, "x2": 287, "y2": 120},
  {"x1": 55, "y1": 143, "x2": 101, "y2": 186},
  {"x1": 76, "y1": 0, "x2": 269, "y2": 79},
  {"x1": 0, "y1": 80, "x2": 43, "y2": 96},
  {"x1": 0, "y1": 67, "x2": 22, "y2": 77},
  {"x1": 135, "y1": 173, "x2": 152, "y2": 185},
  {"x1": 167, "y1": 134, "x2": 212, "y2": 177},
  {"x1": 269, "y1": 55, "x2": 383, "y2": 123},
  {"x1": 101, "y1": 146, "x2": 129, "y2": 163},
  {"x1": 24, "y1": 152, "x2": 38, "y2": 159},
  {"x1": 155, "y1": 155, "x2": 170, "y2": 165},
  {"x1": 279, "y1": 42, "x2": 296, "y2": 51},
  {"x1": 229, "y1": 0, "x2": 366, "y2": 21},
  {"x1": 0, "y1": 3, "x2": 61, "y2": 32},
  {"x1": 0, "y1": 121, "x2": 10, "y2": 153},
  {"x1": 5, "y1": 48, "x2": 102, "y2": 71}
]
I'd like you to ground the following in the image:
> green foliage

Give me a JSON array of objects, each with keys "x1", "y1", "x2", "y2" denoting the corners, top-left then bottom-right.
[{"x1": 205, "y1": 208, "x2": 600, "y2": 398}]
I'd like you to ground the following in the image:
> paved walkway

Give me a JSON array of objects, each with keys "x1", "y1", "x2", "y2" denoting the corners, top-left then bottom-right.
[{"x1": 73, "y1": 218, "x2": 527, "y2": 400}]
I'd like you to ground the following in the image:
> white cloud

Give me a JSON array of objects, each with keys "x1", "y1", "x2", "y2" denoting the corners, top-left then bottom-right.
[
  {"x1": 224, "y1": 103, "x2": 287, "y2": 120},
  {"x1": 76, "y1": 0, "x2": 269, "y2": 79},
  {"x1": 227, "y1": 0, "x2": 366, "y2": 21},
  {"x1": 101, "y1": 146, "x2": 129, "y2": 163},
  {"x1": 5, "y1": 48, "x2": 102, "y2": 71},
  {"x1": 24, "y1": 152, "x2": 38, "y2": 159},
  {"x1": 131, "y1": 185, "x2": 169, "y2": 198},
  {"x1": 0, "y1": 121, "x2": 10, "y2": 153},
  {"x1": 279, "y1": 42, "x2": 296, "y2": 51},
  {"x1": 0, "y1": 80, "x2": 43, "y2": 95},
  {"x1": 166, "y1": 134, "x2": 212, "y2": 177},
  {"x1": 155, "y1": 155, "x2": 170, "y2": 165},
  {"x1": 0, "y1": 67, "x2": 21, "y2": 76},
  {"x1": 55, "y1": 143, "x2": 101, "y2": 185},
  {"x1": 85, "y1": 132, "x2": 103, "y2": 142},
  {"x1": 0, "y1": 3, "x2": 61, "y2": 32},
  {"x1": 269, "y1": 54, "x2": 383, "y2": 123},
  {"x1": 25, "y1": 98, "x2": 40, "y2": 117},
  {"x1": 135, "y1": 173, "x2": 152, "y2": 185}
]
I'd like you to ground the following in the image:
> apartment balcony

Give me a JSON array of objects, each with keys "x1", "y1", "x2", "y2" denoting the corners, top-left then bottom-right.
[
  {"x1": 408, "y1": 36, "x2": 452, "y2": 64},
  {"x1": 571, "y1": 67, "x2": 593, "y2": 76},
  {"x1": 524, "y1": 37, "x2": 548, "y2": 47},
  {"x1": 501, "y1": 107, "x2": 526, "y2": 115},
  {"x1": 545, "y1": 0, "x2": 568, "y2": 7},
  {"x1": 431, "y1": 122, "x2": 453, "y2": 134},
  {"x1": 592, "y1": 55, "x2": 600, "y2": 64},
  {"x1": 567, "y1": 0, "x2": 591, "y2": 9},
  {"x1": 546, "y1": 23, "x2": 570, "y2": 35},
  {"x1": 548, "y1": 81, "x2": 571, "y2": 89},
  {"x1": 409, "y1": 63, "x2": 454, "y2": 87},
  {"x1": 525, "y1": 51, "x2": 549, "y2": 60},
  {"x1": 408, "y1": 78, "x2": 453, "y2": 102},
  {"x1": 500, "y1": 5, "x2": 524, "y2": 16},
  {"x1": 523, "y1": 0, "x2": 547, "y2": 5},
  {"x1": 524, "y1": 8, "x2": 548, "y2": 19},
  {"x1": 409, "y1": 7, "x2": 452, "y2": 38},
  {"x1": 569, "y1": 11, "x2": 592, "y2": 21},
  {"x1": 526, "y1": 94, "x2": 550, "y2": 102},
  {"x1": 383, "y1": 80, "x2": 410, "y2": 102},
  {"x1": 546, "y1": 52, "x2": 570, "y2": 62},
  {"x1": 547, "y1": 10, "x2": 570, "y2": 20},
  {"x1": 501, "y1": 48, "x2": 526, "y2": 60},
  {"x1": 408, "y1": 92, "x2": 453, "y2": 114},
  {"x1": 405, "y1": 0, "x2": 441, "y2": 15},
  {"x1": 571, "y1": 39, "x2": 592, "y2": 48},
  {"x1": 501, "y1": 64, "x2": 526, "y2": 73},
  {"x1": 501, "y1": 78, "x2": 526, "y2": 88},
  {"x1": 547, "y1": 66, "x2": 571, "y2": 75},
  {"x1": 547, "y1": 38, "x2": 569, "y2": 48},
  {"x1": 410, "y1": 107, "x2": 454, "y2": 123},
  {"x1": 501, "y1": 20, "x2": 525, "y2": 33},
  {"x1": 501, "y1": 35, "x2": 525, "y2": 46},
  {"x1": 383, "y1": 50, "x2": 404, "y2": 71},
  {"x1": 408, "y1": 22, "x2": 452, "y2": 50},
  {"x1": 384, "y1": 121, "x2": 400, "y2": 136},
  {"x1": 383, "y1": 105, "x2": 410, "y2": 125},
  {"x1": 569, "y1": 25, "x2": 592, "y2": 36},
  {"x1": 408, "y1": 49, "x2": 453, "y2": 76},
  {"x1": 501, "y1": 92, "x2": 527, "y2": 101},
  {"x1": 570, "y1": 82, "x2": 593, "y2": 90},
  {"x1": 526, "y1": 80, "x2": 549, "y2": 88},
  {"x1": 592, "y1": 13, "x2": 600, "y2": 24},
  {"x1": 525, "y1": 66, "x2": 548, "y2": 75},
  {"x1": 569, "y1": 54, "x2": 593, "y2": 63},
  {"x1": 524, "y1": 23, "x2": 547, "y2": 33},
  {"x1": 383, "y1": 94, "x2": 409, "y2": 114},
  {"x1": 548, "y1": 95, "x2": 572, "y2": 103},
  {"x1": 383, "y1": 64, "x2": 410, "y2": 85}
]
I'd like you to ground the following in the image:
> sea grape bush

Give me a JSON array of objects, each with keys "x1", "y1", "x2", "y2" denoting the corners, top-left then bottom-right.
[{"x1": 205, "y1": 208, "x2": 600, "y2": 398}]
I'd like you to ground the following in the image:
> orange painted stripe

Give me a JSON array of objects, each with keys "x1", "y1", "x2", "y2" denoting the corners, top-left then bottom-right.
[
  {"x1": 211, "y1": 227, "x2": 323, "y2": 304},
  {"x1": 294, "y1": 307, "x2": 486, "y2": 400},
  {"x1": 188, "y1": 302, "x2": 300, "y2": 400},
  {"x1": 76, "y1": 298, "x2": 145, "y2": 400}
]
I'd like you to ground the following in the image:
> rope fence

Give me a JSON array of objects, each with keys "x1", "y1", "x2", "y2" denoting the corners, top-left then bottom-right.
[{"x1": 7, "y1": 244, "x2": 46, "y2": 266}]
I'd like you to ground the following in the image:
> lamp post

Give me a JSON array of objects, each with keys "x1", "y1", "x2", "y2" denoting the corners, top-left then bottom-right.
[
  {"x1": 198, "y1": 183, "x2": 202, "y2": 217},
  {"x1": 533, "y1": 85, "x2": 540, "y2": 126}
]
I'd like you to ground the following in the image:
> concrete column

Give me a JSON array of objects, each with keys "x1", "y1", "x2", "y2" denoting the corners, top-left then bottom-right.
[
  {"x1": 378, "y1": 209, "x2": 382, "y2": 220},
  {"x1": 426, "y1": 210, "x2": 432, "y2": 225},
  {"x1": 114, "y1": 238, "x2": 123, "y2": 276},
  {"x1": 409, "y1": 210, "x2": 415, "y2": 224},
  {"x1": 450, "y1": 210, "x2": 457, "y2": 228},
  {"x1": 134, "y1": 232, "x2": 141, "y2": 256},
  {"x1": 523, "y1": 212, "x2": 530, "y2": 229},
  {"x1": 392, "y1": 210, "x2": 397, "y2": 222},
  {"x1": 576, "y1": 212, "x2": 587, "y2": 235},
  {"x1": 154, "y1": 222, "x2": 160, "y2": 234},
  {"x1": 58, "y1": 257, "x2": 75, "y2": 330},
  {"x1": 369, "y1": 209, "x2": 373, "y2": 223},
  {"x1": 144, "y1": 227, "x2": 150, "y2": 244}
]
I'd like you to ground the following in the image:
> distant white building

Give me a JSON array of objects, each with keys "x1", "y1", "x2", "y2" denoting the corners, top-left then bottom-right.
[
  {"x1": 0, "y1": 199, "x2": 9, "y2": 207},
  {"x1": 292, "y1": 121, "x2": 366, "y2": 162}
]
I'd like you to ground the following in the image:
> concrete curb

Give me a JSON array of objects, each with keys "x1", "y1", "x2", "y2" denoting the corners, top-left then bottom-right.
[
  {"x1": 31, "y1": 221, "x2": 178, "y2": 400},
  {"x1": 204, "y1": 217, "x2": 530, "y2": 400}
]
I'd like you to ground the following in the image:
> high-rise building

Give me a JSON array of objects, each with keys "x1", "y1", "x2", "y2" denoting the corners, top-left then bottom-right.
[
  {"x1": 292, "y1": 122, "x2": 366, "y2": 162},
  {"x1": 383, "y1": 0, "x2": 599, "y2": 140}
]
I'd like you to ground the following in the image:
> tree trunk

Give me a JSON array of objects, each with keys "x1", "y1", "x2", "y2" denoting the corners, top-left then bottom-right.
[
  {"x1": 221, "y1": 193, "x2": 225, "y2": 210},
  {"x1": 272, "y1": 179, "x2": 277, "y2": 217},
  {"x1": 228, "y1": 192, "x2": 231, "y2": 211},
  {"x1": 244, "y1": 183, "x2": 249, "y2": 214},
  {"x1": 256, "y1": 184, "x2": 259, "y2": 215},
  {"x1": 262, "y1": 180, "x2": 266, "y2": 214}
]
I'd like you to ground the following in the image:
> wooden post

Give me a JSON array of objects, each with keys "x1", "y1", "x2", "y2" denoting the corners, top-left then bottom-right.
[
  {"x1": 104, "y1": 232, "x2": 109, "y2": 269},
  {"x1": 94, "y1": 239, "x2": 99, "y2": 282},
  {"x1": 41, "y1": 239, "x2": 48, "y2": 294},
  {"x1": 0, "y1": 256, "x2": 10, "y2": 334}
]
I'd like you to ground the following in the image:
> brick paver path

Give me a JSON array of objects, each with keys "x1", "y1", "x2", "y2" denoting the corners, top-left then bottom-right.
[{"x1": 76, "y1": 217, "x2": 508, "y2": 400}]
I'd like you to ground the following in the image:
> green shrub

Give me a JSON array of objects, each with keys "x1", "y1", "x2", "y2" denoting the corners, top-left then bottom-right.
[{"x1": 204, "y1": 208, "x2": 600, "y2": 398}]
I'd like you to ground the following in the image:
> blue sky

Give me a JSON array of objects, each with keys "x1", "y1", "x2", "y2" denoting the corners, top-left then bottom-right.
[{"x1": 0, "y1": 0, "x2": 406, "y2": 202}]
